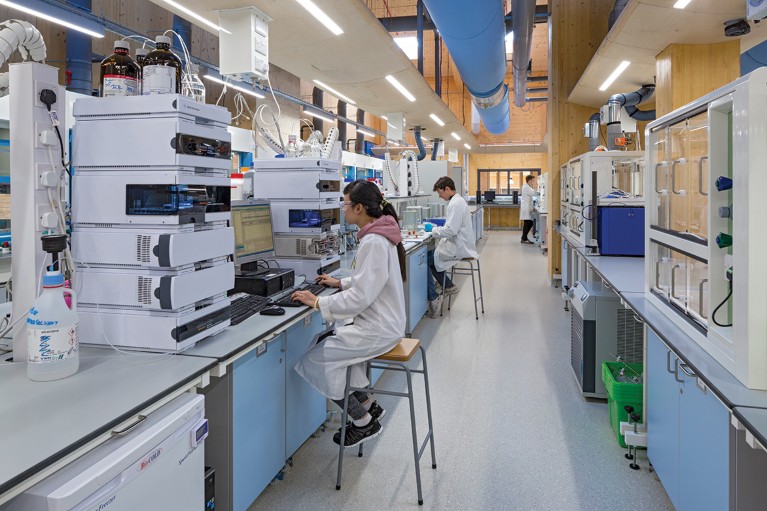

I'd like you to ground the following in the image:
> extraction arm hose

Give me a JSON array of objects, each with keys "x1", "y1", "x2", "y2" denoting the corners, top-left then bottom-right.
[{"x1": 0, "y1": 20, "x2": 47, "y2": 97}]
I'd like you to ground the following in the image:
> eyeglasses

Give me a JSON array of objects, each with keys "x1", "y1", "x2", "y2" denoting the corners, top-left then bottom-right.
[{"x1": 342, "y1": 201, "x2": 354, "y2": 211}]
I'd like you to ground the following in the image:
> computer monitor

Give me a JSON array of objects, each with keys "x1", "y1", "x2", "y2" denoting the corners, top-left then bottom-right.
[
  {"x1": 231, "y1": 199, "x2": 274, "y2": 266},
  {"x1": 484, "y1": 190, "x2": 496, "y2": 203}
]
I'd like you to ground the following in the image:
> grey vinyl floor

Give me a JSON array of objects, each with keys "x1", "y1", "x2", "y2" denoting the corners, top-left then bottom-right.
[{"x1": 248, "y1": 230, "x2": 674, "y2": 511}]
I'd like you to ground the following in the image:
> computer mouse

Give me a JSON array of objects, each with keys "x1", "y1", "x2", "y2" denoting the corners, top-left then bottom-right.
[{"x1": 260, "y1": 307, "x2": 285, "y2": 316}]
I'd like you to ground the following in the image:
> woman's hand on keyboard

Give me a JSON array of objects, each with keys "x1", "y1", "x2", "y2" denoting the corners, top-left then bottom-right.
[
  {"x1": 316, "y1": 274, "x2": 340, "y2": 288},
  {"x1": 291, "y1": 290, "x2": 317, "y2": 307}
]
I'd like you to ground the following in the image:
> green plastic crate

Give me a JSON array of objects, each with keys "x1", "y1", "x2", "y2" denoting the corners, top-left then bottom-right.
[{"x1": 602, "y1": 361, "x2": 643, "y2": 448}]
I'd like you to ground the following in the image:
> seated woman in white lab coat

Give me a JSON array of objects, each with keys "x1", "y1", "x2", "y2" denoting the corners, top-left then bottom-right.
[{"x1": 291, "y1": 180, "x2": 406, "y2": 447}]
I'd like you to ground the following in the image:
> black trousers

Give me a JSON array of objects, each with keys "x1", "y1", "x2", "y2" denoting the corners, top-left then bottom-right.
[{"x1": 522, "y1": 220, "x2": 534, "y2": 241}]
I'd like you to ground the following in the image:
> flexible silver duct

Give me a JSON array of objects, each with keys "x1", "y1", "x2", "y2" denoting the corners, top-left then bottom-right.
[
  {"x1": 0, "y1": 20, "x2": 47, "y2": 97},
  {"x1": 511, "y1": 0, "x2": 536, "y2": 107},
  {"x1": 585, "y1": 112, "x2": 601, "y2": 151}
]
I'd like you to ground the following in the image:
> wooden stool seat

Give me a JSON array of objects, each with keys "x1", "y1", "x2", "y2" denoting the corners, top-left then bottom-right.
[{"x1": 376, "y1": 338, "x2": 420, "y2": 362}]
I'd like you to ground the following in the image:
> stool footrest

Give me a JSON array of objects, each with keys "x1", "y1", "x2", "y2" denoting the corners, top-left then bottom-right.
[{"x1": 349, "y1": 386, "x2": 410, "y2": 399}]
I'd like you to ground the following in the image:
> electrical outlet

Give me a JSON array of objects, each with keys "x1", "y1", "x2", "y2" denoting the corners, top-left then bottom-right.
[
  {"x1": 36, "y1": 204, "x2": 57, "y2": 231},
  {"x1": 36, "y1": 163, "x2": 54, "y2": 190},
  {"x1": 34, "y1": 122, "x2": 54, "y2": 149},
  {"x1": 34, "y1": 81, "x2": 58, "y2": 110}
]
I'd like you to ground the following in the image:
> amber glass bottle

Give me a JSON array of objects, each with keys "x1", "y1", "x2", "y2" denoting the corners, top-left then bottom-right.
[
  {"x1": 141, "y1": 35, "x2": 182, "y2": 95},
  {"x1": 99, "y1": 40, "x2": 140, "y2": 97}
]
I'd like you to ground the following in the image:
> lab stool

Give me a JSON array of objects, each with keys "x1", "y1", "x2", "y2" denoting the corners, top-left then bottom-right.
[
  {"x1": 336, "y1": 338, "x2": 436, "y2": 506},
  {"x1": 441, "y1": 257, "x2": 485, "y2": 320}
]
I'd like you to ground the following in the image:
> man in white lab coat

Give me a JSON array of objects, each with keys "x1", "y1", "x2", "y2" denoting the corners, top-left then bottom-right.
[
  {"x1": 424, "y1": 176, "x2": 478, "y2": 317},
  {"x1": 520, "y1": 174, "x2": 538, "y2": 244}
]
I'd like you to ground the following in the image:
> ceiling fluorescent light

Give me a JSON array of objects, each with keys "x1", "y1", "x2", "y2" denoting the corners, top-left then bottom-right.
[
  {"x1": 673, "y1": 0, "x2": 692, "y2": 8},
  {"x1": 0, "y1": 0, "x2": 104, "y2": 38},
  {"x1": 304, "y1": 108, "x2": 336, "y2": 123},
  {"x1": 313, "y1": 80, "x2": 356, "y2": 105},
  {"x1": 599, "y1": 60, "x2": 631, "y2": 91},
  {"x1": 162, "y1": 0, "x2": 230, "y2": 33},
  {"x1": 357, "y1": 127, "x2": 376, "y2": 138},
  {"x1": 505, "y1": 32, "x2": 514, "y2": 54},
  {"x1": 203, "y1": 75, "x2": 265, "y2": 98},
  {"x1": 381, "y1": 115, "x2": 389, "y2": 120},
  {"x1": 464, "y1": 143, "x2": 472, "y2": 150},
  {"x1": 429, "y1": 114, "x2": 445, "y2": 126},
  {"x1": 295, "y1": 0, "x2": 343, "y2": 35},
  {"x1": 394, "y1": 36, "x2": 418, "y2": 60},
  {"x1": 385, "y1": 75, "x2": 416, "y2": 102},
  {"x1": 451, "y1": 132, "x2": 461, "y2": 141}
]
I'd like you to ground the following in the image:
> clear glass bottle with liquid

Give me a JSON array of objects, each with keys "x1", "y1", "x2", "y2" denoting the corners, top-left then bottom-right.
[
  {"x1": 99, "y1": 40, "x2": 141, "y2": 97},
  {"x1": 142, "y1": 35, "x2": 182, "y2": 95}
]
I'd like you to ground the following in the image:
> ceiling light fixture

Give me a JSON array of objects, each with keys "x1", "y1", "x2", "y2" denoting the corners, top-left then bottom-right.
[
  {"x1": 381, "y1": 115, "x2": 389, "y2": 120},
  {"x1": 313, "y1": 80, "x2": 356, "y2": 105},
  {"x1": 303, "y1": 107, "x2": 336, "y2": 123},
  {"x1": 599, "y1": 60, "x2": 631, "y2": 91},
  {"x1": 673, "y1": 0, "x2": 692, "y2": 8},
  {"x1": 451, "y1": 132, "x2": 461, "y2": 141},
  {"x1": 357, "y1": 127, "x2": 376, "y2": 138},
  {"x1": 394, "y1": 36, "x2": 418, "y2": 60},
  {"x1": 429, "y1": 114, "x2": 445, "y2": 126},
  {"x1": 295, "y1": 0, "x2": 343, "y2": 35},
  {"x1": 203, "y1": 75, "x2": 266, "y2": 98},
  {"x1": 162, "y1": 0, "x2": 230, "y2": 34},
  {"x1": 464, "y1": 143, "x2": 471, "y2": 150},
  {"x1": 385, "y1": 75, "x2": 416, "y2": 102},
  {"x1": 0, "y1": 0, "x2": 104, "y2": 38}
]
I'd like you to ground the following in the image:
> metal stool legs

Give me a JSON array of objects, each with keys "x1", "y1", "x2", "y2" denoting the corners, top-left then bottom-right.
[
  {"x1": 440, "y1": 259, "x2": 484, "y2": 320},
  {"x1": 335, "y1": 347, "x2": 436, "y2": 506}
]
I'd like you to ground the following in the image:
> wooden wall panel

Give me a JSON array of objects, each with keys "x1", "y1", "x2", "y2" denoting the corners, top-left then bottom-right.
[
  {"x1": 468, "y1": 152, "x2": 547, "y2": 195},
  {"x1": 548, "y1": 0, "x2": 614, "y2": 279},
  {"x1": 655, "y1": 42, "x2": 740, "y2": 118}
]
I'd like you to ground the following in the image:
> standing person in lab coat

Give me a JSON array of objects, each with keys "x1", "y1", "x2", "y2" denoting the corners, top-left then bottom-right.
[
  {"x1": 424, "y1": 176, "x2": 478, "y2": 317},
  {"x1": 520, "y1": 174, "x2": 538, "y2": 244},
  {"x1": 291, "y1": 180, "x2": 406, "y2": 447}
]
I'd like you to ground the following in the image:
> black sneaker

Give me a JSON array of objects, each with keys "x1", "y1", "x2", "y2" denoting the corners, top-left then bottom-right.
[
  {"x1": 333, "y1": 419, "x2": 382, "y2": 447},
  {"x1": 368, "y1": 401, "x2": 386, "y2": 421}
]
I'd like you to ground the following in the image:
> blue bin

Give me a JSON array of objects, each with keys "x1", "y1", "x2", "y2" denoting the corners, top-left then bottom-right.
[{"x1": 426, "y1": 218, "x2": 446, "y2": 226}]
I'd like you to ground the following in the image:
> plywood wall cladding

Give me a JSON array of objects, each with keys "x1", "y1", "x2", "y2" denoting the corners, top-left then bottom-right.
[
  {"x1": 655, "y1": 42, "x2": 740, "y2": 118},
  {"x1": 548, "y1": 0, "x2": 614, "y2": 279}
]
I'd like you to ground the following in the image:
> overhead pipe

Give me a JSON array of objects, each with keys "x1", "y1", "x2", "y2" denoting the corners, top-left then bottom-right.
[
  {"x1": 434, "y1": 30, "x2": 442, "y2": 97},
  {"x1": 511, "y1": 0, "x2": 536, "y2": 108},
  {"x1": 356, "y1": 108, "x2": 365, "y2": 154},
  {"x1": 608, "y1": 0, "x2": 630, "y2": 31},
  {"x1": 417, "y1": 0, "x2": 424, "y2": 75},
  {"x1": 525, "y1": 97, "x2": 547, "y2": 102},
  {"x1": 625, "y1": 105, "x2": 656, "y2": 121},
  {"x1": 422, "y1": 0, "x2": 510, "y2": 134},
  {"x1": 66, "y1": 0, "x2": 92, "y2": 95},
  {"x1": 586, "y1": 113, "x2": 601, "y2": 152},
  {"x1": 0, "y1": 20, "x2": 47, "y2": 97},
  {"x1": 312, "y1": 87, "x2": 324, "y2": 134},
  {"x1": 413, "y1": 126, "x2": 427, "y2": 161},
  {"x1": 431, "y1": 138, "x2": 440, "y2": 160},
  {"x1": 337, "y1": 100, "x2": 347, "y2": 144},
  {"x1": 606, "y1": 84, "x2": 655, "y2": 150}
]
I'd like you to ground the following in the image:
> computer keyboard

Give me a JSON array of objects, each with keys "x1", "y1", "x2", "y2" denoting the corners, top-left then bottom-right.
[
  {"x1": 230, "y1": 294, "x2": 272, "y2": 326},
  {"x1": 270, "y1": 282, "x2": 328, "y2": 307}
]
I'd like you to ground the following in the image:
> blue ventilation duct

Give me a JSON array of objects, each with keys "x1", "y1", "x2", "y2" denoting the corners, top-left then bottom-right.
[{"x1": 422, "y1": 0, "x2": 510, "y2": 134}]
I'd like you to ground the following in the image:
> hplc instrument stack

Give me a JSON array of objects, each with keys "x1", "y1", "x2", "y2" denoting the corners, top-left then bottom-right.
[
  {"x1": 71, "y1": 95, "x2": 235, "y2": 352},
  {"x1": 252, "y1": 158, "x2": 342, "y2": 278}
]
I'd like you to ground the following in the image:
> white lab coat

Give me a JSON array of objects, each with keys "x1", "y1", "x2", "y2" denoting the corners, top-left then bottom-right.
[
  {"x1": 432, "y1": 194, "x2": 478, "y2": 272},
  {"x1": 520, "y1": 183, "x2": 536, "y2": 221},
  {"x1": 294, "y1": 233, "x2": 406, "y2": 400}
]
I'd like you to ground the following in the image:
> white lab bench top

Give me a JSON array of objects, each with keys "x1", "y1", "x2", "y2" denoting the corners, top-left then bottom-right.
[{"x1": 0, "y1": 348, "x2": 216, "y2": 500}]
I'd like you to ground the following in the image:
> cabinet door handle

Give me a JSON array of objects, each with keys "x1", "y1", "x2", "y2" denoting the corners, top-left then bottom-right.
[
  {"x1": 671, "y1": 264, "x2": 683, "y2": 301},
  {"x1": 655, "y1": 162, "x2": 665, "y2": 193},
  {"x1": 679, "y1": 363, "x2": 696, "y2": 378},
  {"x1": 655, "y1": 260, "x2": 661, "y2": 290},
  {"x1": 698, "y1": 156, "x2": 709, "y2": 196},
  {"x1": 671, "y1": 159, "x2": 684, "y2": 194},
  {"x1": 699, "y1": 279, "x2": 708, "y2": 319},
  {"x1": 673, "y1": 358, "x2": 684, "y2": 383},
  {"x1": 666, "y1": 349, "x2": 675, "y2": 374},
  {"x1": 112, "y1": 415, "x2": 147, "y2": 437}
]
